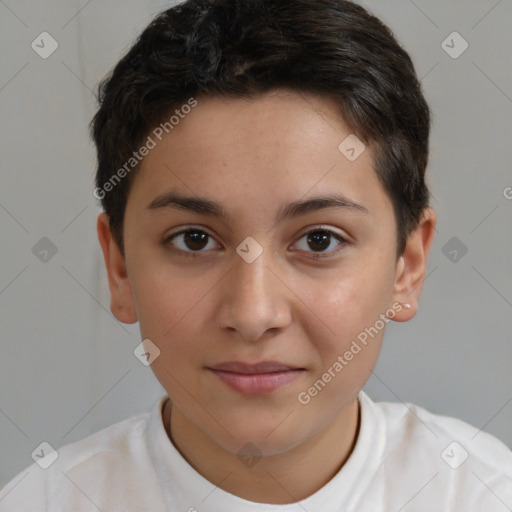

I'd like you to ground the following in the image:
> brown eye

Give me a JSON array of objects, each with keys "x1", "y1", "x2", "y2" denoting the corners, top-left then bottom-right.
[
  {"x1": 294, "y1": 228, "x2": 347, "y2": 259},
  {"x1": 164, "y1": 228, "x2": 219, "y2": 256},
  {"x1": 307, "y1": 231, "x2": 331, "y2": 251},
  {"x1": 181, "y1": 230, "x2": 209, "y2": 251}
]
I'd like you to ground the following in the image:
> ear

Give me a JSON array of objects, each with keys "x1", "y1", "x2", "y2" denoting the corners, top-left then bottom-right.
[
  {"x1": 96, "y1": 212, "x2": 138, "y2": 324},
  {"x1": 391, "y1": 207, "x2": 437, "y2": 322}
]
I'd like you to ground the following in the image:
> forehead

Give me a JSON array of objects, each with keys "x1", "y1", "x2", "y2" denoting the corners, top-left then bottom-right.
[{"x1": 129, "y1": 89, "x2": 391, "y2": 220}]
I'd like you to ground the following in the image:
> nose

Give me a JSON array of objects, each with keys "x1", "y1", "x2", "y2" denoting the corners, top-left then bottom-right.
[{"x1": 215, "y1": 250, "x2": 292, "y2": 343}]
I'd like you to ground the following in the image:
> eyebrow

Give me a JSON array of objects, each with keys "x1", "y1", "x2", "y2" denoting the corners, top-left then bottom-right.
[{"x1": 146, "y1": 190, "x2": 369, "y2": 223}]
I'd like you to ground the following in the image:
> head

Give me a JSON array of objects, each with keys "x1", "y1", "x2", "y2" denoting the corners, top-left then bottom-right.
[{"x1": 93, "y1": 0, "x2": 436, "y2": 458}]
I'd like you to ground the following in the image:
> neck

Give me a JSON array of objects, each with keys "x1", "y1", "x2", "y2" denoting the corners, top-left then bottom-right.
[{"x1": 162, "y1": 398, "x2": 360, "y2": 504}]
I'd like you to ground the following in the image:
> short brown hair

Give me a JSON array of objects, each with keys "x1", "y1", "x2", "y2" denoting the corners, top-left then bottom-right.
[{"x1": 91, "y1": 0, "x2": 431, "y2": 257}]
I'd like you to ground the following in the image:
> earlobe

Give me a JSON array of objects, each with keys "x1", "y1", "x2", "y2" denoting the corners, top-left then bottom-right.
[
  {"x1": 96, "y1": 212, "x2": 138, "y2": 324},
  {"x1": 391, "y1": 207, "x2": 437, "y2": 322}
]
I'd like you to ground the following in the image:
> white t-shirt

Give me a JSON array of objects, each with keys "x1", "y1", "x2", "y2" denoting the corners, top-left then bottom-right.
[{"x1": 1, "y1": 391, "x2": 511, "y2": 512}]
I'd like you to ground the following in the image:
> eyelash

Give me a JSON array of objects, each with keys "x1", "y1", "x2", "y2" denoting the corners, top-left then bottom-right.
[{"x1": 163, "y1": 226, "x2": 348, "y2": 260}]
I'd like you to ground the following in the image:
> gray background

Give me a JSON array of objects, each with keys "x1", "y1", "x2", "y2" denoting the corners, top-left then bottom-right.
[{"x1": 1, "y1": 0, "x2": 511, "y2": 488}]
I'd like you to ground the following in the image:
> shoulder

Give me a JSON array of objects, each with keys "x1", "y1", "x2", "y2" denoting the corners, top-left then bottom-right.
[
  {"x1": 359, "y1": 391, "x2": 512, "y2": 510},
  {"x1": 370, "y1": 393, "x2": 512, "y2": 472},
  {"x1": 0, "y1": 397, "x2": 165, "y2": 511}
]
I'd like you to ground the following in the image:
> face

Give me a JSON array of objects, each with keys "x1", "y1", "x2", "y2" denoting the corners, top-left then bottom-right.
[{"x1": 99, "y1": 89, "x2": 434, "y2": 457}]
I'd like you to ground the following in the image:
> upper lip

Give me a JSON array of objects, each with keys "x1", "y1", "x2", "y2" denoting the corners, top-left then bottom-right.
[{"x1": 208, "y1": 361, "x2": 303, "y2": 374}]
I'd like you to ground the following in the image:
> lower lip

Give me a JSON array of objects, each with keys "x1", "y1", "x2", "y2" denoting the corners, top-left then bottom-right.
[{"x1": 209, "y1": 369, "x2": 305, "y2": 395}]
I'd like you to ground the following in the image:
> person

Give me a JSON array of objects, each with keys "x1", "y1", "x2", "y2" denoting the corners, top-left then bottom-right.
[{"x1": 1, "y1": 0, "x2": 511, "y2": 510}]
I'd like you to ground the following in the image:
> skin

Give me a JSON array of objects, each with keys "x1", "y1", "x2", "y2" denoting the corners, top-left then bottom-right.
[{"x1": 97, "y1": 89, "x2": 436, "y2": 504}]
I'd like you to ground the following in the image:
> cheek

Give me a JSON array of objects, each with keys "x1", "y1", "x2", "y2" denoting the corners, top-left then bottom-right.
[
  {"x1": 130, "y1": 258, "x2": 205, "y2": 335},
  {"x1": 132, "y1": 268, "x2": 212, "y2": 395},
  {"x1": 130, "y1": 267, "x2": 219, "y2": 383},
  {"x1": 300, "y1": 279, "x2": 387, "y2": 408},
  {"x1": 303, "y1": 259, "x2": 394, "y2": 378},
  {"x1": 313, "y1": 270, "x2": 383, "y2": 339}
]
